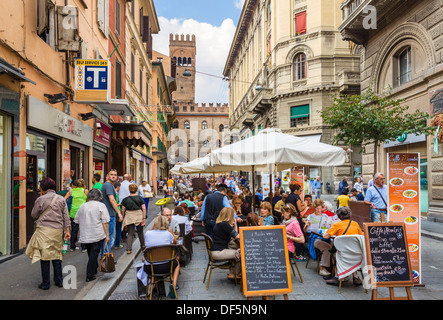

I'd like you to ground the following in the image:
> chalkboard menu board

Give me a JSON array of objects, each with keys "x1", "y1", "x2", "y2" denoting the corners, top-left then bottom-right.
[
  {"x1": 364, "y1": 223, "x2": 413, "y2": 287},
  {"x1": 239, "y1": 226, "x2": 292, "y2": 297}
]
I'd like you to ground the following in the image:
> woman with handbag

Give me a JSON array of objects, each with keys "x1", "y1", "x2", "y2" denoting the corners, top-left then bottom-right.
[
  {"x1": 74, "y1": 188, "x2": 110, "y2": 282},
  {"x1": 25, "y1": 178, "x2": 71, "y2": 290},
  {"x1": 138, "y1": 179, "x2": 153, "y2": 213},
  {"x1": 121, "y1": 183, "x2": 146, "y2": 254}
]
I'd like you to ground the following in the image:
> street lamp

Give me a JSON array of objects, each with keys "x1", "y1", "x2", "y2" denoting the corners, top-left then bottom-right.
[{"x1": 255, "y1": 85, "x2": 272, "y2": 91}]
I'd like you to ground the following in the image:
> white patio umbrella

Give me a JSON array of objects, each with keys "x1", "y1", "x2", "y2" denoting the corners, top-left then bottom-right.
[{"x1": 208, "y1": 128, "x2": 347, "y2": 171}]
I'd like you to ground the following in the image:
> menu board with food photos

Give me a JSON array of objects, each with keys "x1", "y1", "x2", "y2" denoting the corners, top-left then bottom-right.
[
  {"x1": 290, "y1": 167, "x2": 304, "y2": 199},
  {"x1": 387, "y1": 153, "x2": 421, "y2": 284}
]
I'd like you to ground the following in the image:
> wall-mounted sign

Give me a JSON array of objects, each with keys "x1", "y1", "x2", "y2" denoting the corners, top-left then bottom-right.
[
  {"x1": 94, "y1": 119, "x2": 111, "y2": 148},
  {"x1": 74, "y1": 59, "x2": 110, "y2": 102},
  {"x1": 27, "y1": 96, "x2": 93, "y2": 146}
]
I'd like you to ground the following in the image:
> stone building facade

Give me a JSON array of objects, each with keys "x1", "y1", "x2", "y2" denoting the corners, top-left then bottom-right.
[
  {"x1": 223, "y1": 0, "x2": 361, "y2": 191},
  {"x1": 340, "y1": 0, "x2": 443, "y2": 221}
]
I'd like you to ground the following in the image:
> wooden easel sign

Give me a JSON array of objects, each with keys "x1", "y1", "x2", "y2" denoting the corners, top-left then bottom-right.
[
  {"x1": 239, "y1": 225, "x2": 292, "y2": 299},
  {"x1": 363, "y1": 222, "x2": 414, "y2": 300}
]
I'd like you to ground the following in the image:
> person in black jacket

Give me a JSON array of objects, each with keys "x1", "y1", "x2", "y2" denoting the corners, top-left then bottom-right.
[{"x1": 200, "y1": 184, "x2": 231, "y2": 238}]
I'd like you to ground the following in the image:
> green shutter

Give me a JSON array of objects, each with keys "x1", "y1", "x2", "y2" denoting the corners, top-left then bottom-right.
[{"x1": 290, "y1": 105, "x2": 309, "y2": 119}]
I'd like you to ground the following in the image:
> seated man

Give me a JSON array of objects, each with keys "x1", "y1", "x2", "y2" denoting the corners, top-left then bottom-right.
[{"x1": 170, "y1": 206, "x2": 192, "y2": 235}]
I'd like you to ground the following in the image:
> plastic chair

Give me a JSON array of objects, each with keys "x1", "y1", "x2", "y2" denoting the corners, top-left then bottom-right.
[
  {"x1": 305, "y1": 247, "x2": 322, "y2": 274},
  {"x1": 333, "y1": 234, "x2": 368, "y2": 294},
  {"x1": 202, "y1": 233, "x2": 238, "y2": 290},
  {"x1": 143, "y1": 244, "x2": 179, "y2": 300}
]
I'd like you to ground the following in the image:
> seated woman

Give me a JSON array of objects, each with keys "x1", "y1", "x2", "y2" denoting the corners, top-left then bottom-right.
[
  {"x1": 259, "y1": 201, "x2": 274, "y2": 226},
  {"x1": 322, "y1": 206, "x2": 363, "y2": 286},
  {"x1": 170, "y1": 206, "x2": 192, "y2": 235},
  {"x1": 143, "y1": 215, "x2": 179, "y2": 298},
  {"x1": 211, "y1": 207, "x2": 241, "y2": 280},
  {"x1": 281, "y1": 203, "x2": 305, "y2": 261},
  {"x1": 303, "y1": 199, "x2": 333, "y2": 276}
]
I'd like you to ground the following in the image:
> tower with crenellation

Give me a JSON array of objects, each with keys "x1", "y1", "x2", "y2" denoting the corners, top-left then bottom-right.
[{"x1": 168, "y1": 34, "x2": 230, "y2": 162}]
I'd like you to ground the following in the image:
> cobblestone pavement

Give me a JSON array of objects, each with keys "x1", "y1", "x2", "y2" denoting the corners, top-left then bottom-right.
[{"x1": 108, "y1": 231, "x2": 443, "y2": 301}]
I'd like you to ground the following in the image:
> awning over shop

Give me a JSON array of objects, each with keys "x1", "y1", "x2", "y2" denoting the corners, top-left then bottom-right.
[
  {"x1": 94, "y1": 99, "x2": 136, "y2": 117},
  {"x1": 111, "y1": 122, "x2": 152, "y2": 148},
  {"x1": 0, "y1": 58, "x2": 36, "y2": 85}
]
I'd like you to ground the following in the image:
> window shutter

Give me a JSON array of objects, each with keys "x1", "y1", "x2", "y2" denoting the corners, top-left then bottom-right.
[
  {"x1": 296, "y1": 11, "x2": 306, "y2": 35},
  {"x1": 97, "y1": 0, "x2": 104, "y2": 33},
  {"x1": 142, "y1": 16, "x2": 150, "y2": 42},
  {"x1": 37, "y1": 0, "x2": 48, "y2": 35}
]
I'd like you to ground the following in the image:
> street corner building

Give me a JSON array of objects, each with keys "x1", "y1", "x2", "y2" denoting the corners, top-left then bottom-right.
[{"x1": 0, "y1": 0, "x2": 175, "y2": 257}]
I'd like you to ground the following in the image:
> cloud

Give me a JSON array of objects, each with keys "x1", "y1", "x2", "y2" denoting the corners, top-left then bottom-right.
[
  {"x1": 153, "y1": 17, "x2": 236, "y2": 104},
  {"x1": 233, "y1": 0, "x2": 245, "y2": 9}
]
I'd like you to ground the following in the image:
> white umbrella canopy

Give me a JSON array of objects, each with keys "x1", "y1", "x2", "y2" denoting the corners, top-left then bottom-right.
[
  {"x1": 208, "y1": 128, "x2": 347, "y2": 171},
  {"x1": 170, "y1": 155, "x2": 231, "y2": 175}
]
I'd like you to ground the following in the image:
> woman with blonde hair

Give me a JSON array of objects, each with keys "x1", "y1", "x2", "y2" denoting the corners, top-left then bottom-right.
[{"x1": 211, "y1": 207, "x2": 241, "y2": 280}]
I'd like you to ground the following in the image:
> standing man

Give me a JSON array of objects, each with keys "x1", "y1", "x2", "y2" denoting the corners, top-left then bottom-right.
[
  {"x1": 100, "y1": 169, "x2": 123, "y2": 255},
  {"x1": 201, "y1": 184, "x2": 231, "y2": 238},
  {"x1": 364, "y1": 172, "x2": 388, "y2": 222},
  {"x1": 313, "y1": 176, "x2": 323, "y2": 199},
  {"x1": 119, "y1": 174, "x2": 131, "y2": 203},
  {"x1": 338, "y1": 176, "x2": 350, "y2": 195},
  {"x1": 92, "y1": 173, "x2": 103, "y2": 190},
  {"x1": 303, "y1": 175, "x2": 313, "y2": 197}
]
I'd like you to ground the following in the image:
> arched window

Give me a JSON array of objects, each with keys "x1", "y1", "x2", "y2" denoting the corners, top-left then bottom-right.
[
  {"x1": 173, "y1": 120, "x2": 179, "y2": 128},
  {"x1": 219, "y1": 124, "x2": 224, "y2": 132},
  {"x1": 293, "y1": 53, "x2": 307, "y2": 80},
  {"x1": 177, "y1": 57, "x2": 182, "y2": 66},
  {"x1": 184, "y1": 120, "x2": 190, "y2": 129},
  {"x1": 183, "y1": 57, "x2": 187, "y2": 66},
  {"x1": 202, "y1": 121, "x2": 208, "y2": 130},
  {"x1": 187, "y1": 57, "x2": 192, "y2": 66}
]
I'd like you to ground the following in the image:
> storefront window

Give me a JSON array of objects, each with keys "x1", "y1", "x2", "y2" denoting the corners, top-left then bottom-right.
[
  {"x1": 0, "y1": 113, "x2": 11, "y2": 255},
  {"x1": 420, "y1": 159, "x2": 428, "y2": 214}
]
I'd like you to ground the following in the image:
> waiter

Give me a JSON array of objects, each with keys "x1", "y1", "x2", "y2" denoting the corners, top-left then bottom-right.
[{"x1": 201, "y1": 184, "x2": 231, "y2": 238}]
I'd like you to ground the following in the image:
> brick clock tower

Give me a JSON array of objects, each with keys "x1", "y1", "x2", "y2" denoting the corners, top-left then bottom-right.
[
  {"x1": 169, "y1": 34, "x2": 230, "y2": 163},
  {"x1": 169, "y1": 34, "x2": 196, "y2": 104}
]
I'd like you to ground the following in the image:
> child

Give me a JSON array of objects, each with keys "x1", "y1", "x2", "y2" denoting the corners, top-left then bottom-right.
[
  {"x1": 336, "y1": 189, "x2": 350, "y2": 208},
  {"x1": 259, "y1": 201, "x2": 274, "y2": 226}
]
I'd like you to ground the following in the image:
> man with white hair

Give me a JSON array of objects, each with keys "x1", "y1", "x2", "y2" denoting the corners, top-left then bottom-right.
[
  {"x1": 118, "y1": 174, "x2": 131, "y2": 203},
  {"x1": 364, "y1": 172, "x2": 388, "y2": 222}
]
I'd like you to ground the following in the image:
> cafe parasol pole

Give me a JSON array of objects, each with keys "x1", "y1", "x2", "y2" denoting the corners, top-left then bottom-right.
[{"x1": 252, "y1": 165, "x2": 256, "y2": 211}]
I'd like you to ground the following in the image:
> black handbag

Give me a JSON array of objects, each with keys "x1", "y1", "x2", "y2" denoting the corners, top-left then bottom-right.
[{"x1": 328, "y1": 220, "x2": 352, "y2": 254}]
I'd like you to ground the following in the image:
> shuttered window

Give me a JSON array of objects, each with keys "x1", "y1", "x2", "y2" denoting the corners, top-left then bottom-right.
[
  {"x1": 295, "y1": 11, "x2": 306, "y2": 35},
  {"x1": 290, "y1": 105, "x2": 310, "y2": 127}
]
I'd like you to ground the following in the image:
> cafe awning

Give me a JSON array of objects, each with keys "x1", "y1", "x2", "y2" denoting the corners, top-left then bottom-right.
[
  {"x1": 111, "y1": 122, "x2": 152, "y2": 148},
  {"x1": 0, "y1": 58, "x2": 36, "y2": 85}
]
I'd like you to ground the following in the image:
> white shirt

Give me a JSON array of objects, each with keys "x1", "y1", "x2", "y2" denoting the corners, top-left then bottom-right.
[
  {"x1": 118, "y1": 180, "x2": 131, "y2": 202},
  {"x1": 138, "y1": 184, "x2": 151, "y2": 198},
  {"x1": 74, "y1": 201, "x2": 110, "y2": 244},
  {"x1": 170, "y1": 215, "x2": 192, "y2": 235}
]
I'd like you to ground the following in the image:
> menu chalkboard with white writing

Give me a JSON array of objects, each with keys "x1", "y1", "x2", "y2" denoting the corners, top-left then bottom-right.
[
  {"x1": 363, "y1": 223, "x2": 413, "y2": 287},
  {"x1": 239, "y1": 226, "x2": 292, "y2": 297}
]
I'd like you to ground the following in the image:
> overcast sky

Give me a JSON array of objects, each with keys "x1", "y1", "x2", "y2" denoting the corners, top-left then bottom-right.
[{"x1": 152, "y1": 0, "x2": 244, "y2": 104}]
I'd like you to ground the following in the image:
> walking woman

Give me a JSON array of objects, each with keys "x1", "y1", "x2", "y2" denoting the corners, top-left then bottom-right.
[
  {"x1": 74, "y1": 188, "x2": 110, "y2": 282},
  {"x1": 26, "y1": 178, "x2": 71, "y2": 290},
  {"x1": 121, "y1": 183, "x2": 146, "y2": 254},
  {"x1": 64, "y1": 179, "x2": 88, "y2": 251}
]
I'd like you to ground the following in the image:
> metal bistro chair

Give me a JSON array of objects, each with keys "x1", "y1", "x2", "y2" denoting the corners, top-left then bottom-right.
[
  {"x1": 202, "y1": 233, "x2": 238, "y2": 290},
  {"x1": 143, "y1": 244, "x2": 179, "y2": 300},
  {"x1": 289, "y1": 255, "x2": 304, "y2": 283},
  {"x1": 305, "y1": 246, "x2": 322, "y2": 274}
]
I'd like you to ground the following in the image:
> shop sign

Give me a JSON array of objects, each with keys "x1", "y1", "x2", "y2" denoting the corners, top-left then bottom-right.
[
  {"x1": 27, "y1": 96, "x2": 93, "y2": 146},
  {"x1": 74, "y1": 59, "x2": 110, "y2": 102},
  {"x1": 383, "y1": 133, "x2": 426, "y2": 148},
  {"x1": 387, "y1": 152, "x2": 421, "y2": 284},
  {"x1": 94, "y1": 118, "x2": 111, "y2": 148}
]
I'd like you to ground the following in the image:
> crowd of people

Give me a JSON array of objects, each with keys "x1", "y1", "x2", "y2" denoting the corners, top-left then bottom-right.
[{"x1": 26, "y1": 169, "x2": 387, "y2": 294}]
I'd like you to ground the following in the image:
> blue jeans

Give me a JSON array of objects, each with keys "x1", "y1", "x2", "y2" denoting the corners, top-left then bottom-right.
[
  {"x1": 370, "y1": 209, "x2": 385, "y2": 223},
  {"x1": 143, "y1": 198, "x2": 150, "y2": 217},
  {"x1": 101, "y1": 215, "x2": 115, "y2": 257}
]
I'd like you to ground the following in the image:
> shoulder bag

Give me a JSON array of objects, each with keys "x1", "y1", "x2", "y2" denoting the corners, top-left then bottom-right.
[
  {"x1": 328, "y1": 220, "x2": 352, "y2": 254},
  {"x1": 34, "y1": 195, "x2": 58, "y2": 231}
]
